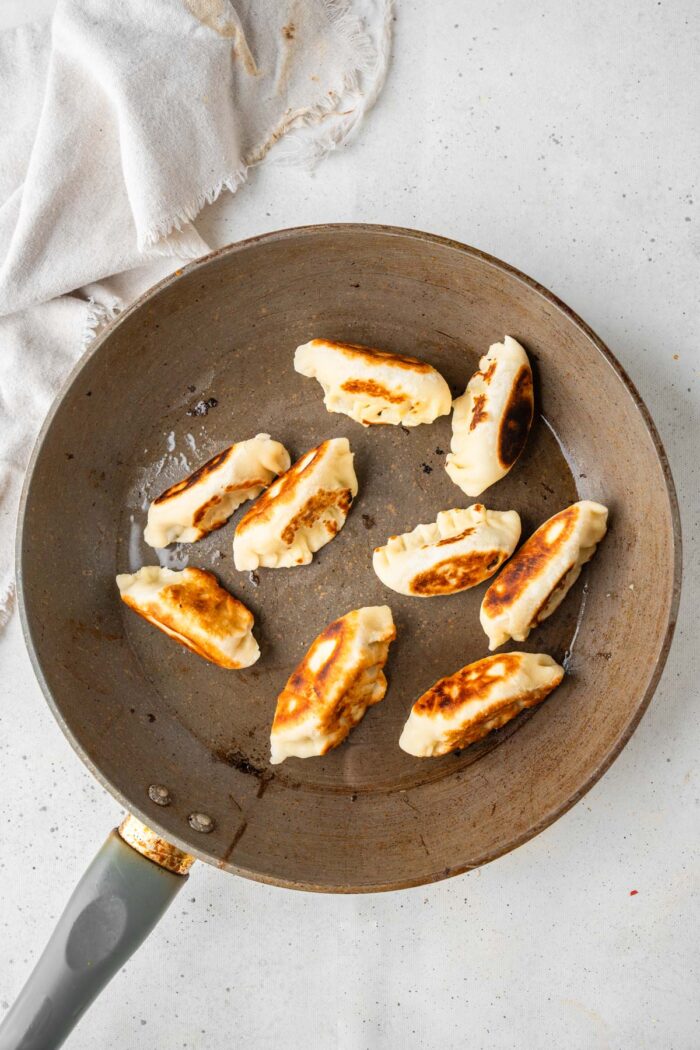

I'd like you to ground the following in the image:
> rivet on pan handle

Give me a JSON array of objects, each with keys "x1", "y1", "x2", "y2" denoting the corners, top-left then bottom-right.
[{"x1": 0, "y1": 817, "x2": 195, "y2": 1050}]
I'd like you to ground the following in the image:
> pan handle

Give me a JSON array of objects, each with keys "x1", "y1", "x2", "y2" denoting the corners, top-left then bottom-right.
[{"x1": 0, "y1": 817, "x2": 194, "y2": 1050}]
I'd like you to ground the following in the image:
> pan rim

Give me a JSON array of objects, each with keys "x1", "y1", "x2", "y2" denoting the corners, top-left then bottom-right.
[{"x1": 16, "y1": 223, "x2": 683, "y2": 892}]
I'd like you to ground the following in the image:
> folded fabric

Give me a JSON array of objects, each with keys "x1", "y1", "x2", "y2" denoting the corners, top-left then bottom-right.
[{"x1": 0, "y1": 0, "x2": 393, "y2": 626}]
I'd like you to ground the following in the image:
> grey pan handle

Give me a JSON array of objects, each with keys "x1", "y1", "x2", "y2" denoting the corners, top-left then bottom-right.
[{"x1": 0, "y1": 827, "x2": 190, "y2": 1050}]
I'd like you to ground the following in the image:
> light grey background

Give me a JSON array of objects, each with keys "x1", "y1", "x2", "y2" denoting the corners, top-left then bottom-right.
[{"x1": 1, "y1": 2, "x2": 698, "y2": 1048}]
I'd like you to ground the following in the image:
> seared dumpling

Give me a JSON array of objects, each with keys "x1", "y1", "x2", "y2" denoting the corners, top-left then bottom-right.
[
  {"x1": 481, "y1": 500, "x2": 608, "y2": 650},
  {"x1": 446, "y1": 336, "x2": 534, "y2": 497},
  {"x1": 116, "y1": 566, "x2": 260, "y2": 668},
  {"x1": 144, "y1": 434, "x2": 290, "y2": 547},
  {"x1": 270, "y1": 606, "x2": 396, "y2": 763},
  {"x1": 399, "y1": 652, "x2": 564, "y2": 757},
  {"x1": 294, "y1": 339, "x2": 451, "y2": 427},
  {"x1": 372, "y1": 505, "x2": 521, "y2": 597},
  {"x1": 233, "y1": 438, "x2": 358, "y2": 570}
]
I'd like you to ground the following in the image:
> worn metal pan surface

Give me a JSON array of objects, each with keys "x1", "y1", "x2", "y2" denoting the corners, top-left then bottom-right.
[{"x1": 18, "y1": 224, "x2": 681, "y2": 892}]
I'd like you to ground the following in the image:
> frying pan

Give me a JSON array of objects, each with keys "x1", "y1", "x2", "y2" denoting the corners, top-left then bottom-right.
[{"x1": 1, "y1": 225, "x2": 680, "y2": 1048}]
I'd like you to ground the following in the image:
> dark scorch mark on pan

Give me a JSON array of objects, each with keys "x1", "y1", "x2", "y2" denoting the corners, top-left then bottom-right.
[
  {"x1": 213, "y1": 747, "x2": 272, "y2": 798},
  {"x1": 219, "y1": 819, "x2": 249, "y2": 866},
  {"x1": 187, "y1": 397, "x2": 218, "y2": 417}
]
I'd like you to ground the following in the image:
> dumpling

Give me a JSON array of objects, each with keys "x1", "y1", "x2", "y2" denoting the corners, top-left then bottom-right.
[
  {"x1": 116, "y1": 566, "x2": 259, "y2": 668},
  {"x1": 294, "y1": 338, "x2": 451, "y2": 427},
  {"x1": 481, "y1": 500, "x2": 608, "y2": 650},
  {"x1": 399, "y1": 652, "x2": 564, "y2": 757},
  {"x1": 269, "y1": 606, "x2": 396, "y2": 763},
  {"x1": 445, "y1": 336, "x2": 534, "y2": 497},
  {"x1": 144, "y1": 434, "x2": 290, "y2": 547},
  {"x1": 233, "y1": 437, "x2": 358, "y2": 570},
  {"x1": 372, "y1": 504, "x2": 521, "y2": 597}
]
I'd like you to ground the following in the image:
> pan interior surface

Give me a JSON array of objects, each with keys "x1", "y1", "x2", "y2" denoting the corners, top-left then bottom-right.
[{"x1": 19, "y1": 226, "x2": 679, "y2": 891}]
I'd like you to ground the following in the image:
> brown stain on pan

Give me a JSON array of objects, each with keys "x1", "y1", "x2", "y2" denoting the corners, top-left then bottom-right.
[{"x1": 212, "y1": 747, "x2": 273, "y2": 798}]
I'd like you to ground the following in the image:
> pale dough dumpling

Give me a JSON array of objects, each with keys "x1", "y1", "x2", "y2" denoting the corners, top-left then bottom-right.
[
  {"x1": 294, "y1": 338, "x2": 452, "y2": 427},
  {"x1": 481, "y1": 500, "x2": 609, "y2": 650},
  {"x1": 233, "y1": 437, "x2": 358, "y2": 570},
  {"x1": 144, "y1": 434, "x2": 290, "y2": 547},
  {"x1": 116, "y1": 566, "x2": 260, "y2": 668},
  {"x1": 446, "y1": 336, "x2": 534, "y2": 497},
  {"x1": 372, "y1": 504, "x2": 521, "y2": 597},
  {"x1": 399, "y1": 652, "x2": 564, "y2": 757},
  {"x1": 270, "y1": 605, "x2": 396, "y2": 763}
]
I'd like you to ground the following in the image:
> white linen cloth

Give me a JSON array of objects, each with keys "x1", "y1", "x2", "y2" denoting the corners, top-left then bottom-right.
[{"x1": 0, "y1": 0, "x2": 392, "y2": 625}]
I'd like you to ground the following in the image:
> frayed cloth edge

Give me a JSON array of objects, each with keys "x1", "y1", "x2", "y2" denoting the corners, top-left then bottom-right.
[{"x1": 138, "y1": 0, "x2": 393, "y2": 249}]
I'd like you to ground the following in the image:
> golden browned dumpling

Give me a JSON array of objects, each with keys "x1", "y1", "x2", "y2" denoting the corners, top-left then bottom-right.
[
  {"x1": 372, "y1": 505, "x2": 521, "y2": 597},
  {"x1": 116, "y1": 566, "x2": 259, "y2": 668},
  {"x1": 399, "y1": 652, "x2": 564, "y2": 757},
  {"x1": 446, "y1": 336, "x2": 534, "y2": 497},
  {"x1": 294, "y1": 339, "x2": 452, "y2": 427},
  {"x1": 269, "y1": 606, "x2": 396, "y2": 763},
  {"x1": 233, "y1": 437, "x2": 358, "y2": 570},
  {"x1": 481, "y1": 500, "x2": 608, "y2": 649},
  {"x1": 144, "y1": 434, "x2": 290, "y2": 547}
]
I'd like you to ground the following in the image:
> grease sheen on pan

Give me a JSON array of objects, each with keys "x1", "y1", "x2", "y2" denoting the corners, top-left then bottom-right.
[
  {"x1": 116, "y1": 566, "x2": 260, "y2": 668},
  {"x1": 399, "y1": 652, "x2": 564, "y2": 757},
  {"x1": 144, "y1": 434, "x2": 290, "y2": 547},
  {"x1": 446, "y1": 336, "x2": 534, "y2": 497},
  {"x1": 294, "y1": 338, "x2": 452, "y2": 427},
  {"x1": 233, "y1": 437, "x2": 358, "y2": 570},
  {"x1": 372, "y1": 504, "x2": 521, "y2": 597},
  {"x1": 270, "y1": 606, "x2": 396, "y2": 763},
  {"x1": 481, "y1": 500, "x2": 608, "y2": 649}
]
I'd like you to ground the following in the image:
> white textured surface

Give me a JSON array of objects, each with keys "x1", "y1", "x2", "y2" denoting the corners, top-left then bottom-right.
[{"x1": 1, "y1": 1, "x2": 698, "y2": 1047}]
